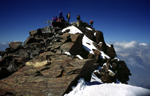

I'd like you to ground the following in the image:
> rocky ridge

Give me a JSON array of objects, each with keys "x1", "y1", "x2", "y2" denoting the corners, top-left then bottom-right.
[{"x1": 0, "y1": 21, "x2": 131, "y2": 96}]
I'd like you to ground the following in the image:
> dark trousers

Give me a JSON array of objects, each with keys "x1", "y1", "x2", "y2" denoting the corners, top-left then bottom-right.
[
  {"x1": 91, "y1": 24, "x2": 93, "y2": 28},
  {"x1": 68, "y1": 18, "x2": 70, "y2": 23}
]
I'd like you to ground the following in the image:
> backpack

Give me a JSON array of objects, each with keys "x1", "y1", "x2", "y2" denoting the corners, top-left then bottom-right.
[{"x1": 66, "y1": 14, "x2": 68, "y2": 18}]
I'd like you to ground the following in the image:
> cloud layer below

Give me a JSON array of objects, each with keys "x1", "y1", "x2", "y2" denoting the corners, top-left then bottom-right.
[{"x1": 113, "y1": 41, "x2": 150, "y2": 89}]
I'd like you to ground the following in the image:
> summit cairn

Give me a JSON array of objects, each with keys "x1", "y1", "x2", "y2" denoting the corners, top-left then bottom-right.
[{"x1": 0, "y1": 19, "x2": 131, "y2": 96}]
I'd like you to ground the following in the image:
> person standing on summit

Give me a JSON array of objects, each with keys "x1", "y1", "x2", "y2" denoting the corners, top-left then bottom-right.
[
  {"x1": 66, "y1": 12, "x2": 70, "y2": 23},
  {"x1": 59, "y1": 11, "x2": 63, "y2": 20},
  {"x1": 77, "y1": 15, "x2": 80, "y2": 21},
  {"x1": 90, "y1": 20, "x2": 94, "y2": 28}
]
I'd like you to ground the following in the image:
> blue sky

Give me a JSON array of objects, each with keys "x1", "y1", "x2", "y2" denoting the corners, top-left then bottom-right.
[{"x1": 0, "y1": 0, "x2": 150, "y2": 46}]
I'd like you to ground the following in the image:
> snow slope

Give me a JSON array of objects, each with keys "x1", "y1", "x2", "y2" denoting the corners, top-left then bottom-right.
[
  {"x1": 62, "y1": 26, "x2": 150, "y2": 96},
  {"x1": 64, "y1": 78, "x2": 150, "y2": 96}
]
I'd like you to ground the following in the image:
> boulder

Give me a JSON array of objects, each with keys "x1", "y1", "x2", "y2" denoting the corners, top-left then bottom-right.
[
  {"x1": 59, "y1": 32, "x2": 70, "y2": 43},
  {"x1": 96, "y1": 31, "x2": 107, "y2": 52},
  {"x1": 70, "y1": 33, "x2": 83, "y2": 44},
  {"x1": 6, "y1": 64, "x2": 15, "y2": 73},
  {"x1": 99, "y1": 65, "x2": 113, "y2": 83},
  {"x1": 117, "y1": 61, "x2": 132, "y2": 84},
  {"x1": 47, "y1": 42, "x2": 62, "y2": 52},
  {"x1": 96, "y1": 31, "x2": 105, "y2": 43},
  {"x1": 60, "y1": 42, "x2": 78, "y2": 55},
  {"x1": 105, "y1": 44, "x2": 117, "y2": 59},
  {"x1": 17, "y1": 49, "x2": 30, "y2": 59},
  {"x1": 23, "y1": 36, "x2": 36, "y2": 45},
  {"x1": 9, "y1": 42, "x2": 23, "y2": 51},
  {"x1": 29, "y1": 30, "x2": 37, "y2": 37},
  {"x1": 94, "y1": 64, "x2": 116, "y2": 83},
  {"x1": 60, "y1": 41, "x2": 88, "y2": 58},
  {"x1": 29, "y1": 28, "x2": 44, "y2": 38},
  {"x1": 60, "y1": 33, "x2": 85, "y2": 56},
  {"x1": 85, "y1": 30, "x2": 94, "y2": 41},
  {"x1": 93, "y1": 41, "x2": 101, "y2": 50},
  {"x1": 88, "y1": 53, "x2": 94, "y2": 59},
  {"x1": 93, "y1": 49, "x2": 101, "y2": 63}
]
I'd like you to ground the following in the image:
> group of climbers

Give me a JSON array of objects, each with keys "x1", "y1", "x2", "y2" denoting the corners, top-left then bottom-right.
[
  {"x1": 52, "y1": 11, "x2": 70, "y2": 23},
  {"x1": 51, "y1": 11, "x2": 94, "y2": 28}
]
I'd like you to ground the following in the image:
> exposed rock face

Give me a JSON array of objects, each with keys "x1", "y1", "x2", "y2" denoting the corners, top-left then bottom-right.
[
  {"x1": 85, "y1": 30, "x2": 94, "y2": 41},
  {"x1": 0, "y1": 20, "x2": 131, "y2": 95},
  {"x1": 117, "y1": 61, "x2": 131, "y2": 84},
  {"x1": 9, "y1": 42, "x2": 23, "y2": 50},
  {"x1": 94, "y1": 59, "x2": 131, "y2": 84},
  {"x1": 106, "y1": 44, "x2": 117, "y2": 59},
  {"x1": 6, "y1": 42, "x2": 23, "y2": 53},
  {"x1": 0, "y1": 55, "x2": 98, "y2": 96},
  {"x1": 96, "y1": 31, "x2": 107, "y2": 52}
]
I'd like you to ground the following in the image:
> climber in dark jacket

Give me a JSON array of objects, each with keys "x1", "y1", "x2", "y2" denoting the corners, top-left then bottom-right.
[
  {"x1": 59, "y1": 11, "x2": 63, "y2": 20},
  {"x1": 77, "y1": 15, "x2": 80, "y2": 21}
]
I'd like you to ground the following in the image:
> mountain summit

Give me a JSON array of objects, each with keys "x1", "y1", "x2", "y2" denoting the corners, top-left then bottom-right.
[{"x1": 0, "y1": 20, "x2": 133, "y2": 95}]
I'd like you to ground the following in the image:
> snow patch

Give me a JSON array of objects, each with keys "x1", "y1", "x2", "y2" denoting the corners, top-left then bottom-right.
[
  {"x1": 62, "y1": 26, "x2": 83, "y2": 34},
  {"x1": 64, "y1": 52, "x2": 71, "y2": 56},
  {"x1": 86, "y1": 27, "x2": 93, "y2": 31},
  {"x1": 76, "y1": 55, "x2": 83, "y2": 60}
]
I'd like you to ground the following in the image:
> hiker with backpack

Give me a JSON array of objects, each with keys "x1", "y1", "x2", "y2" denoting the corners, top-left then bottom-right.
[
  {"x1": 66, "y1": 12, "x2": 70, "y2": 23},
  {"x1": 90, "y1": 20, "x2": 94, "y2": 28}
]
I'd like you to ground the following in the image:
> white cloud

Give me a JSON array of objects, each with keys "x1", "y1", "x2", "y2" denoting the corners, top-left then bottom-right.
[
  {"x1": 114, "y1": 41, "x2": 138, "y2": 49},
  {"x1": 139, "y1": 43, "x2": 147, "y2": 46}
]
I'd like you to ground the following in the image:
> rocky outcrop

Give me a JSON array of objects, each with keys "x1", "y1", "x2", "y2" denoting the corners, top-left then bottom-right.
[
  {"x1": 0, "y1": 55, "x2": 98, "y2": 96},
  {"x1": 0, "y1": 20, "x2": 131, "y2": 96}
]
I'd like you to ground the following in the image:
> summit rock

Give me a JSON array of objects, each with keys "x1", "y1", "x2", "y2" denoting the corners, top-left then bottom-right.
[{"x1": 0, "y1": 20, "x2": 131, "y2": 96}]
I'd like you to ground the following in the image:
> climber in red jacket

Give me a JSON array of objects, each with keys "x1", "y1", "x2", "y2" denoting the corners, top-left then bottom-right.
[{"x1": 90, "y1": 20, "x2": 94, "y2": 28}]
